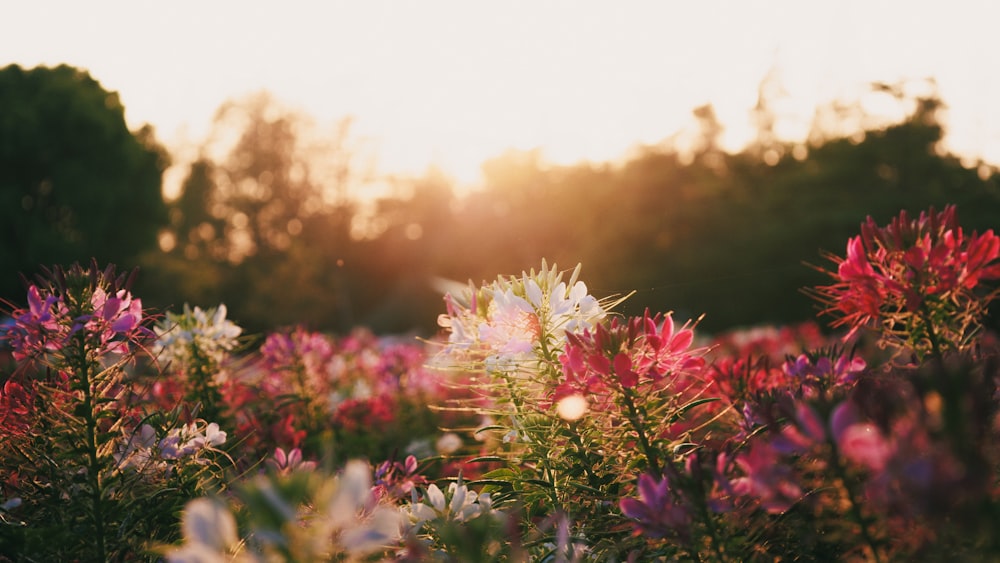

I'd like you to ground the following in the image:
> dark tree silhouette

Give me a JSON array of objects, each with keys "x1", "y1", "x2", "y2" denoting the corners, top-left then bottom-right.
[{"x1": 0, "y1": 64, "x2": 168, "y2": 302}]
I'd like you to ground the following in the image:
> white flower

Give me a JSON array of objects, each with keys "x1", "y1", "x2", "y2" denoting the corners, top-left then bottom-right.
[
  {"x1": 178, "y1": 498, "x2": 238, "y2": 553},
  {"x1": 549, "y1": 280, "x2": 605, "y2": 334},
  {"x1": 435, "y1": 432, "x2": 463, "y2": 455},
  {"x1": 159, "y1": 421, "x2": 228, "y2": 461},
  {"x1": 404, "y1": 481, "x2": 497, "y2": 526},
  {"x1": 435, "y1": 263, "x2": 608, "y2": 376},
  {"x1": 323, "y1": 460, "x2": 403, "y2": 554},
  {"x1": 154, "y1": 304, "x2": 242, "y2": 369},
  {"x1": 203, "y1": 422, "x2": 227, "y2": 448}
]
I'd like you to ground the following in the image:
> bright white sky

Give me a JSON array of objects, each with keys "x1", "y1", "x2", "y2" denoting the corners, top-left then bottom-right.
[{"x1": 6, "y1": 0, "x2": 1000, "y2": 197}]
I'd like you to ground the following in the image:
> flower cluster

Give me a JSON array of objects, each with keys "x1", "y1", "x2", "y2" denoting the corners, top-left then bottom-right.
[
  {"x1": 115, "y1": 419, "x2": 228, "y2": 475},
  {"x1": 154, "y1": 303, "x2": 242, "y2": 370},
  {"x1": 813, "y1": 205, "x2": 1000, "y2": 353},
  {"x1": 3, "y1": 205, "x2": 998, "y2": 561},
  {"x1": 554, "y1": 310, "x2": 706, "y2": 409},
  {"x1": 6, "y1": 263, "x2": 148, "y2": 364},
  {"x1": 403, "y1": 479, "x2": 499, "y2": 526},
  {"x1": 437, "y1": 261, "x2": 608, "y2": 371}
]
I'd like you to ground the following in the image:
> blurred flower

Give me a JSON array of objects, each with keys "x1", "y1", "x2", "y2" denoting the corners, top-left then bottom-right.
[
  {"x1": 556, "y1": 394, "x2": 589, "y2": 421},
  {"x1": 324, "y1": 460, "x2": 403, "y2": 554},
  {"x1": 166, "y1": 498, "x2": 242, "y2": 563},
  {"x1": 435, "y1": 432, "x2": 463, "y2": 455},
  {"x1": 837, "y1": 423, "x2": 892, "y2": 473},
  {"x1": 267, "y1": 447, "x2": 317, "y2": 475},
  {"x1": 0, "y1": 378, "x2": 37, "y2": 437},
  {"x1": 783, "y1": 351, "x2": 867, "y2": 391},
  {"x1": 154, "y1": 304, "x2": 242, "y2": 369},
  {"x1": 157, "y1": 420, "x2": 228, "y2": 462},
  {"x1": 619, "y1": 472, "x2": 692, "y2": 541},
  {"x1": 731, "y1": 441, "x2": 803, "y2": 514},
  {"x1": 374, "y1": 454, "x2": 427, "y2": 501}
]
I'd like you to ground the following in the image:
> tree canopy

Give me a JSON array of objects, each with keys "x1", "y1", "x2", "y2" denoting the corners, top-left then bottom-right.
[{"x1": 0, "y1": 64, "x2": 169, "y2": 302}]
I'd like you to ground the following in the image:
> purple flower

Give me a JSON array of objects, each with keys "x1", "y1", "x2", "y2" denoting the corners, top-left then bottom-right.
[
  {"x1": 731, "y1": 441, "x2": 803, "y2": 514},
  {"x1": 619, "y1": 472, "x2": 692, "y2": 540}
]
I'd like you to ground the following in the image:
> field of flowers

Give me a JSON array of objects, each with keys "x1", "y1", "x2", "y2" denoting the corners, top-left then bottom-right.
[{"x1": 1, "y1": 204, "x2": 999, "y2": 562}]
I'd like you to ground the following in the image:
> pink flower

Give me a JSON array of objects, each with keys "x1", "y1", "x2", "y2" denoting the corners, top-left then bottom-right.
[
  {"x1": 267, "y1": 447, "x2": 317, "y2": 475},
  {"x1": 836, "y1": 423, "x2": 892, "y2": 473},
  {"x1": 85, "y1": 287, "x2": 146, "y2": 355},
  {"x1": 554, "y1": 310, "x2": 705, "y2": 401},
  {"x1": 374, "y1": 454, "x2": 427, "y2": 501}
]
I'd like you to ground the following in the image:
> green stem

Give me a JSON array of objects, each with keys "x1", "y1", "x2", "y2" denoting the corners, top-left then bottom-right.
[
  {"x1": 918, "y1": 304, "x2": 945, "y2": 366},
  {"x1": 620, "y1": 390, "x2": 661, "y2": 476},
  {"x1": 79, "y1": 356, "x2": 108, "y2": 561},
  {"x1": 565, "y1": 422, "x2": 602, "y2": 489}
]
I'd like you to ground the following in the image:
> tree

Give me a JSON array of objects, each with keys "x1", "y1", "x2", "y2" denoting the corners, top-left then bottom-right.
[
  {"x1": 142, "y1": 92, "x2": 365, "y2": 333},
  {"x1": 0, "y1": 64, "x2": 168, "y2": 302}
]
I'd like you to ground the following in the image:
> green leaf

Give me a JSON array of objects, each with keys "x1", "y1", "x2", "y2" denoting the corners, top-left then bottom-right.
[
  {"x1": 465, "y1": 455, "x2": 506, "y2": 464},
  {"x1": 668, "y1": 397, "x2": 721, "y2": 423}
]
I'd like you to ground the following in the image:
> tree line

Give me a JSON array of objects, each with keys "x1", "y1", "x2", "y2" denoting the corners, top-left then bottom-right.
[{"x1": 3, "y1": 64, "x2": 998, "y2": 336}]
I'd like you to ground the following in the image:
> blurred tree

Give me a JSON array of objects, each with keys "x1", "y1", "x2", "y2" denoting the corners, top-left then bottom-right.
[
  {"x1": 170, "y1": 158, "x2": 229, "y2": 262},
  {"x1": 356, "y1": 168, "x2": 458, "y2": 333},
  {"x1": 0, "y1": 64, "x2": 168, "y2": 302},
  {"x1": 133, "y1": 78, "x2": 1000, "y2": 338},
  {"x1": 141, "y1": 92, "x2": 363, "y2": 333}
]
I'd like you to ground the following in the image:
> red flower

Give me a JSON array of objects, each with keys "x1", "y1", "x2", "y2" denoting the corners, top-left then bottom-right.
[{"x1": 813, "y1": 205, "x2": 1000, "y2": 347}]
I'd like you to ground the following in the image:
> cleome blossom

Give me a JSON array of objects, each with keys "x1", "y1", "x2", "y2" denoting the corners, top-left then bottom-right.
[
  {"x1": 437, "y1": 262, "x2": 607, "y2": 371},
  {"x1": 154, "y1": 304, "x2": 243, "y2": 369},
  {"x1": 402, "y1": 480, "x2": 498, "y2": 527},
  {"x1": 813, "y1": 205, "x2": 1000, "y2": 350}
]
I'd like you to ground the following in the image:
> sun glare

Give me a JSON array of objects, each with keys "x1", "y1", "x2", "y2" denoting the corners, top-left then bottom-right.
[{"x1": 7, "y1": 2, "x2": 999, "y2": 202}]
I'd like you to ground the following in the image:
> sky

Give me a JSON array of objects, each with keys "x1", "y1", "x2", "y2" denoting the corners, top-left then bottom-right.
[{"x1": 6, "y1": 1, "x2": 1000, "y2": 197}]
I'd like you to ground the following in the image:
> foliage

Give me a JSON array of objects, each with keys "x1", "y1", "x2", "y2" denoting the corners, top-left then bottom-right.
[
  {"x1": 0, "y1": 64, "x2": 169, "y2": 306},
  {"x1": 0, "y1": 261, "x2": 230, "y2": 560}
]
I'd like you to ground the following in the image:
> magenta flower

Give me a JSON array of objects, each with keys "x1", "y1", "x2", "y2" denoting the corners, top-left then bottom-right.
[
  {"x1": 259, "y1": 326, "x2": 334, "y2": 376},
  {"x1": 731, "y1": 441, "x2": 803, "y2": 514},
  {"x1": 554, "y1": 310, "x2": 705, "y2": 404},
  {"x1": 783, "y1": 352, "x2": 866, "y2": 391},
  {"x1": 619, "y1": 472, "x2": 692, "y2": 541},
  {"x1": 84, "y1": 287, "x2": 146, "y2": 355},
  {"x1": 373, "y1": 454, "x2": 427, "y2": 501},
  {"x1": 830, "y1": 401, "x2": 892, "y2": 473},
  {"x1": 6, "y1": 285, "x2": 69, "y2": 361}
]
